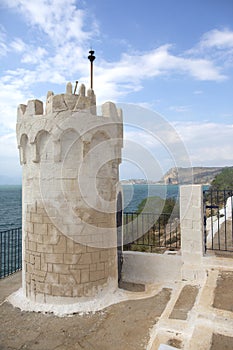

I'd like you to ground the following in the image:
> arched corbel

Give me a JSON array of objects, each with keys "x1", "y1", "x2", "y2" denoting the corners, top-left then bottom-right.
[{"x1": 54, "y1": 139, "x2": 61, "y2": 162}]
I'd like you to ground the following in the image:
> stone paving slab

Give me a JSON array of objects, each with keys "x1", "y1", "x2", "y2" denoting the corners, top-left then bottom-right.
[
  {"x1": 169, "y1": 285, "x2": 199, "y2": 320},
  {"x1": 213, "y1": 271, "x2": 233, "y2": 312},
  {"x1": 210, "y1": 333, "x2": 233, "y2": 350}
]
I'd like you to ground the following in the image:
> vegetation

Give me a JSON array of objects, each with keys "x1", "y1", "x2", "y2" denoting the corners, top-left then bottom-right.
[
  {"x1": 137, "y1": 196, "x2": 179, "y2": 220},
  {"x1": 210, "y1": 167, "x2": 233, "y2": 190},
  {"x1": 204, "y1": 167, "x2": 233, "y2": 214},
  {"x1": 123, "y1": 196, "x2": 180, "y2": 253}
]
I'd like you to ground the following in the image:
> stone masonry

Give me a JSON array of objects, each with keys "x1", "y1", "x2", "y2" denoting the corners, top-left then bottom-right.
[{"x1": 16, "y1": 82, "x2": 123, "y2": 304}]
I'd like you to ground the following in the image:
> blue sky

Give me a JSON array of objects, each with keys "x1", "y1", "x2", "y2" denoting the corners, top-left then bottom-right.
[{"x1": 0, "y1": 0, "x2": 233, "y2": 182}]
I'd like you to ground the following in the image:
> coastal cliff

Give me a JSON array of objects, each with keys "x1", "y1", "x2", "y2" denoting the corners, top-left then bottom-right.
[{"x1": 158, "y1": 166, "x2": 228, "y2": 185}]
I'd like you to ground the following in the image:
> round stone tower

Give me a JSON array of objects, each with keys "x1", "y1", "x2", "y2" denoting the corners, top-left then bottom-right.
[{"x1": 16, "y1": 82, "x2": 123, "y2": 304}]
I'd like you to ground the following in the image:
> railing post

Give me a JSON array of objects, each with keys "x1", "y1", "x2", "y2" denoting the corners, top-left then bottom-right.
[{"x1": 180, "y1": 185, "x2": 206, "y2": 282}]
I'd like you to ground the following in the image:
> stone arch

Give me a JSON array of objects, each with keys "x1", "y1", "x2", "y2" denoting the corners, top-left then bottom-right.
[
  {"x1": 19, "y1": 133, "x2": 29, "y2": 164},
  {"x1": 85, "y1": 129, "x2": 111, "y2": 161},
  {"x1": 34, "y1": 130, "x2": 51, "y2": 162},
  {"x1": 90, "y1": 130, "x2": 110, "y2": 149},
  {"x1": 60, "y1": 128, "x2": 81, "y2": 161}
]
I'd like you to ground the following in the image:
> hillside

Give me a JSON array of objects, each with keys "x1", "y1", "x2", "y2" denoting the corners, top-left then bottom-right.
[{"x1": 158, "y1": 166, "x2": 231, "y2": 185}]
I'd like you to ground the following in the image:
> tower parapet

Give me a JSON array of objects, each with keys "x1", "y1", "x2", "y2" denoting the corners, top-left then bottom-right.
[{"x1": 16, "y1": 82, "x2": 123, "y2": 305}]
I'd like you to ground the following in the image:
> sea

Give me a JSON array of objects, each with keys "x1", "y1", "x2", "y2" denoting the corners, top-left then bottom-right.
[{"x1": 0, "y1": 184, "x2": 180, "y2": 232}]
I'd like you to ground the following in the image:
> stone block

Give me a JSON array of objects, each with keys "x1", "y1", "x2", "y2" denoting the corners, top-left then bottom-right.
[
  {"x1": 87, "y1": 246, "x2": 99, "y2": 253},
  {"x1": 36, "y1": 207, "x2": 46, "y2": 215},
  {"x1": 91, "y1": 251, "x2": 100, "y2": 263},
  {"x1": 31, "y1": 213, "x2": 43, "y2": 224},
  {"x1": 26, "y1": 262, "x2": 33, "y2": 273},
  {"x1": 34, "y1": 270, "x2": 46, "y2": 282},
  {"x1": 28, "y1": 233, "x2": 43, "y2": 243},
  {"x1": 28, "y1": 241, "x2": 37, "y2": 251},
  {"x1": 90, "y1": 263, "x2": 97, "y2": 271},
  {"x1": 97, "y1": 262, "x2": 104, "y2": 271},
  {"x1": 43, "y1": 234, "x2": 59, "y2": 245},
  {"x1": 74, "y1": 243, "x2": 86, "y2": 254},
  {"x1": 25, "y1": 222, "x2": 34, "y2": 233},
  {"x1": 36, "y1": 282, "x2": 51, "y2": 294},
  {"x1": 29, "y1": 254, "x2": 35, "y2": 264},
  {"x1": 53, "y1": 236, "x2": 67, "y2": 253},
  {"x1": 34, "y1": 223, "x2": 47, "y2": 235},
  {"x1": 45, "y1": 272, "x2": 59, "y2": 284},
  {"x1": 79, "y1": 253, "x2": 92, "y2": 265},
  {"x1": 43, "y1": 215, "x2": 52, "y2": 224},
  {"x1": 47, "y1": 263, "x2": 53, "y2": 272},
  {"x1": 81, "y1": 270, "x2": 90, "y2": 283},
  {"x1": 53, "y1": 263, "x2": 70, "y2": 274},
  {"x1": 26, "y1": 212, "x2": 31, "y2": 222},
  {"x1": 52, "y1": 284, "x2": 65, "y2": 296},
  {"x1": 100, "y1": 250, "x2": 109, "y2": 262},
  {"x1": 70, "y1": 269, "x2": 81, "y2": 283},
  {"x1": 64, "y1": 254, "x2": 80, "y2": 265},
  {"x1": 90, "y1": 270, "x2": 105, "y2": 282},
  {"x1": 45, "y1": 253, "x2": 64, "y2": 264},
  {"x1": 35, "y1": 256, "x2": 41, "y2": 269},
  {"x1": 67, "y1": 239, "x2": 74, "y2": 253},
  {"x1": 59, "y1": 274, "x2": 76, "y2": 285},
  {"x1": 37, "y1": 243, "x2": 53, "y2": 253}
]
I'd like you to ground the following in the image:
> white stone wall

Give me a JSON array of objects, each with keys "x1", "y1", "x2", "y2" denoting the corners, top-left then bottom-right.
[
  {"x1": 122, "y1": 251, "x2": 182, "y2": 284},
  {"x1": 16, "y1": 82, "x2": 123, "y2": 303}
]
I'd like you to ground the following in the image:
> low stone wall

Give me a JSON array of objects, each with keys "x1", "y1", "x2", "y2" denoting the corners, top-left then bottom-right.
[{"x1": 122, "y1": 251, "x2": 182, "y2": 285}]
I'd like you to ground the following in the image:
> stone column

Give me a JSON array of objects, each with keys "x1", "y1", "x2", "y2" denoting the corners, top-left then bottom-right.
[{"x1": 180, "y1": 185, "x2": 206, "y2": 282}]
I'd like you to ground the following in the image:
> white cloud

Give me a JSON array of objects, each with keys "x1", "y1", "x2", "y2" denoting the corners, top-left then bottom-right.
[
  {"x1": 10, "y1": 38, "x2": 26, "y2": 53},
  {"x1": 187, "y1": 28, "x2": 233, "y2": 66},
  {"x1": 200, "y1": 29, "x2": 233, "y2": 49},
  {"x1": 94, "y1": 46, "x2": 226, "y2": 103},
  {"x1": 3, "y1": 0, "x2": 96, "y2": 45},
  {"x1": 0, "y1": 26, "x2": 9, "y2": 57},
  {"x1": 173, "y1": 122, "x2": 233, "y2": 167},
  {"x1": 169, "y1": 105, "x2": 191, "y2": 113}
]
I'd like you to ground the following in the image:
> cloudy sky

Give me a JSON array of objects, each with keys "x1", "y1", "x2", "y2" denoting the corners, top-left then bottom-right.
[{"x1": 0, "y1": 0, "x2": 233, "y2": 183}]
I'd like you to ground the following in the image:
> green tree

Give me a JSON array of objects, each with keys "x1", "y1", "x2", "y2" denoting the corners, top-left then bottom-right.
[
  {"x1": 137, "y1": 196, "x2": 179, "y2": 222},
  {"x1": 210, "y1": 167, "x2": 233, "y2": 190}
]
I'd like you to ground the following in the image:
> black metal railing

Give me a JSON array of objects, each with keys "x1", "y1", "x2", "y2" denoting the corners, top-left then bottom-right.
[
  {"x1": 203, "y1": 190, "x2": 233, "y2": 252},
  {"x1": 0, "y1": 227, "x2": 22, "y2": 278},
  {"x1": 123, "y1": 212, "x2": 180, "y2": 253}
]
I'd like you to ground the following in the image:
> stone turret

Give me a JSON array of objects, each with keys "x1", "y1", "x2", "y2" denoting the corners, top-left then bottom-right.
[{"x1": 16, "y1": 82, "x2": 123, "y2": 305}]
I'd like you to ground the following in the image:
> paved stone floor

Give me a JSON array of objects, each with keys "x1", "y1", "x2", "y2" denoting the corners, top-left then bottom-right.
[{"x1": 1, "y1": 259, "x2": 233, "y2": 350}]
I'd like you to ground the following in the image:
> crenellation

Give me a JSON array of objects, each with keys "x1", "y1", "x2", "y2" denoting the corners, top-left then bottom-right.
[
  {"x1": 66, "y1": 82, "x2": 72, "y2": 94},
  {"x1": 26, "y1": 99, "x2": 44, "y2": 116}
]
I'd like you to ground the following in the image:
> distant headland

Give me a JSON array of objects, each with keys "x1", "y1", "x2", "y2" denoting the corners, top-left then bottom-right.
[{"x1": 121, "y1": 166, "x2": 233, "y2": 185}]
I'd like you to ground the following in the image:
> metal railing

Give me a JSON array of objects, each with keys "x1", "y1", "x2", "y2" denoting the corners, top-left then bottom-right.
[
  {"x1": 123, "y1": 212, "x2": 180, "y2": 253},
  {"x1": 0, "y1": 227, "x2": 22, "y2": 278},
  {"x1": 203, "y1": 190, "x2": 233, "y2": 252}
]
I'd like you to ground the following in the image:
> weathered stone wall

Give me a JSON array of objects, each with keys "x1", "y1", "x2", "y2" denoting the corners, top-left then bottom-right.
[{"x1": 17, "y1": 82, "x2": 123, "y2": 303}]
